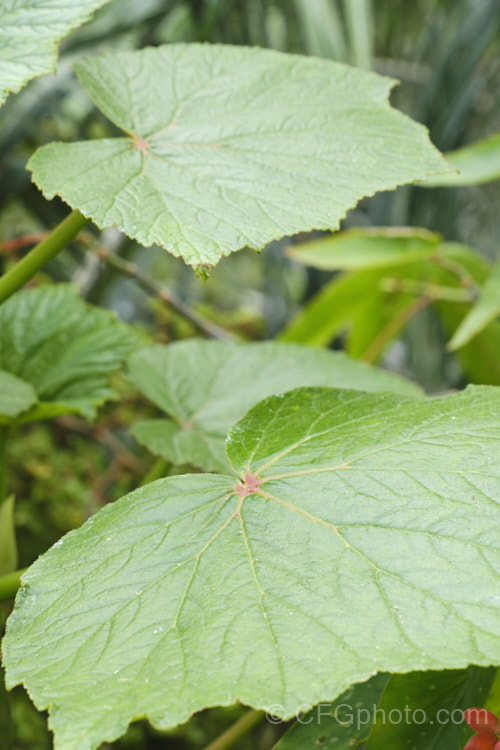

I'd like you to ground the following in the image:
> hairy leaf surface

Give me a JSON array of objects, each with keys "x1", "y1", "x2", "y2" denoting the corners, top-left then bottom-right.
[
  {"x1": 0, "y1": 285, "x2": 139, "y2": 422},
  {"x1": 0, "y1": 0, "x2": 112, "y2": 106},
  {"x1": 3, "y1": 385, "x2": 500, "y2": 749},
  {"x1": 28, "y1": 44, "x2": 447, "y2": 269},
  {"x1": 129, "y1": 340, "x2": 421, "y2": 472}
]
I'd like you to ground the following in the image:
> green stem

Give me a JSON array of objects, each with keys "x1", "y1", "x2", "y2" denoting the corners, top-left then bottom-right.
[
  {"x1": 0, "y1": 569, "x2": 25, "y2": 602},
  {"x1": 202, "y1": 709, "x2": 266, "y2": 750},
  {"x1": 0, "y1": 210, "x2": 89, "y2": 304},
  {"x1": 140, "y1": 458, "x2": 170, "y2": 487}
]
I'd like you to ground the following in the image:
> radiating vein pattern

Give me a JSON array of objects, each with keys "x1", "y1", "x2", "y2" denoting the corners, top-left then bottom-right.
[
  {"x1": 129, "y1": 340, "x2": 421, "y2": 473},
  {"x1": 3, "y1": 385, "x2": 500, "y2": 750},
  {"x1": 28, "y1": 44, "x2": 447, "y2": 267}
]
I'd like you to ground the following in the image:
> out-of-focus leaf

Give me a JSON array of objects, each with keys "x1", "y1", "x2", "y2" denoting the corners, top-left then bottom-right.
[
  {"x1": 423, "y1": 131, "x2": 500, "y2": 187},
  {"x1": 448, "y1": 261, "x2": 500, "y2": 350},
  {"x1": 0, "y1": 285, "x2": 140, "y2": 422},
  {"x1": 0, "y1": 0, "x2": 112, "y2": 107},
  {"x1": 0, "y1": 496, "x2": 17, "y2": 575},
  {"x1": 0, "y1": 372, "x2": 37, "y2": 421},
  {"x1": 273, "y1": 674, "x2": 388, "y2": 749},
  {"x1": 279, "y1": 270, "x2": 380, "y2": 346},
  {"x1": 343, "y1": 0, "x2": 374, "y2": 70},
  {"x1": 287, "y1": 228, "x2": 440, "y2": 271},
  {"x1": 293, "y1": 0, "x2": 346, "y2": 60},
  {"x1": 129, "y1": 340, "x2": 420, "y2": 473},
  {"x1": 29, "y1": 44, "x2": 447, "y2": 270},
  {"x1": 4, "y1": 385, "x2": 500, "y2": 749},
  {"x1": 364, "y1": 667, "x2": 496, "y2": 750}
]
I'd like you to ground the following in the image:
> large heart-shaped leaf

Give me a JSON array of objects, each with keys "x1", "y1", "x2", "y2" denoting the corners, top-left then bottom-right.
[
  {"x1": 3, "y1": 385, "x2": 500, "y2": 749},
  {"x1": 0, "y1": 0, "x2": 112, "y2": 107},
  {"x1": 129, "y1": 340, "x2": 421, "y2": 472},
  {"x1": 28, "y1": 44, "x2": 447, "y2": 270},
  {"x1": 0, "y1": 285, "x2": 140, "y2": 422}
]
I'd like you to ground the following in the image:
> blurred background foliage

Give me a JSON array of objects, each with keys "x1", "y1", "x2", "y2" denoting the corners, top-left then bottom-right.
[{"x1": 1, "y1": 0, "x2": 500, "y2": 747}]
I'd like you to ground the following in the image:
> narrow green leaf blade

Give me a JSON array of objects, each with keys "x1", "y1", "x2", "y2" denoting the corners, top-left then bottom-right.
[
  {"x1": 287, "y1": 228, "x2": 441, "y2": 271},
  {"x1": 423, "y1": 131, "x2": 500, "y2": 187},
  {"x1": 28, "y1": 44, "x2": 448, "y2": 269},
  {"x1": 0, "y1": 372, "x2": 37, "y2": 421},
  {"x1": 364, "y1": 668, "x2": 496, "y2": 750},
  {"x1": 273, "y1": 674, "x2": 388, "y2": 749},
  {"x1": 0, "y1": 497, "x2": 17, "y2": 576},
  {"x1": 3, "y1": 385, "x2": 500, "y2": 749},
  {"x1": 0, "y1": 285, "x2": 140, "y2": 422},
  {"x1": 449, "y1": 261, "x2": 500, "y2": 350},
  {"x1": 278, "y1": 268, "x2": 391, "y2": 346},
  {"x1": 129, "y1": 340, "x2": 421, "y2": 472},
  {"x1": 0, "y1": 0, "x2": 112, "y2": 106}
]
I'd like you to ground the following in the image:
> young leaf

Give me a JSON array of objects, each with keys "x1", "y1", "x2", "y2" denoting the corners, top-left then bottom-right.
[
  {"x1": 423, "y1": 131, "x2": 500, "y2": 187},
  {"x1": 273, "y1": 674, "x2": 388, "y2": 749},
  {"x1": 0, "y1": 0, "x2": 112, "y2": 106},
  {"x1": 3, "y1": 385, "x2": 500, "y2": 750},
  {"x1": 448, "y1": 262, "x2": 500, "y2": 351},
  {"x1": 129, "y1": 340, "x2": 421, "y2": 473},
  {"x1": 28, "y1": 44, "x2": 447, "y2": 270},
  {"x1": 278, "y1": 267, "x2": 399, "y2": 347},
  {"x1": 287, "y1": 228, "x2": 441, "y2": 271},
  {"x1": 363, "y1": 667, "x2": 497, "y2": 750},
  {"x1": 0, "y1": 285, "x2": 140, "y2": 422},
  {"x1": 0, "y1": 372, "x2": 37, "y2": 421}
]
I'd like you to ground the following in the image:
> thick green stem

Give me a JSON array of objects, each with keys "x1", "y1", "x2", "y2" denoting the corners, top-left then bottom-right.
[
  {"x1": 202, "y1": 709, "x2": 266, "y2": 750},
  {"x1": 0, "y1": 210, "x2": 89, "y2": 304},
  {"x1": 0, "y1": 569, "x2": 25, "y2": 602}
]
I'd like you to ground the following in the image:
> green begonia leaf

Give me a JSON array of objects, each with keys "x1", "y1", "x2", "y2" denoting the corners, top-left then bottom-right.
[
  {"x1": 364, "y1": 667, "x2": 496, "y2": 750},
  {"x1": 0, "y1": 371, "x2": 37, "y2": 420},
  {"x1": 0, "y1": 285, "x2": 139, "y2": 422},
  {"x1": 129, "y1": 340, "x2": 421, "y2": 472},
  {"x1": 3, "y1": 385, "x2": 500, "y2": 749},
  {"x1": 273, "y1": 674, "x2": 388, "y2": 750},
  {"x1": 28, "y1": 44, "x2": 447, "y2": 270},
  {"x1": 0, "y1": 0, "x2": 112, "y2": 106}
]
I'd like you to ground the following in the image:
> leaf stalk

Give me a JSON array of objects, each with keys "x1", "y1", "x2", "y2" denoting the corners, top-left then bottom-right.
[
  {"x1": 0, "y1": 210, "x2": 89, "y2": 304},
  {"x1": 202, "y1": 709, "x2": 266, "y2": 750}
]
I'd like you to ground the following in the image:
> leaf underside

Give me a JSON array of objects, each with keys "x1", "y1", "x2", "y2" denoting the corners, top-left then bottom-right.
[
  {"x1": 129, "y1": 340, "x2": 422, "y2": 472},
  {"x1": 0, "y1": 284, "x2": 139, "y2": 422},
  {"x1": 28, "y1": 44, "x2": 448, "y2": 269},
  {"x1": 3, "y1": 385, "x2": 500, "y2": 749},
  {"x1": 0, "y1": 0, "x2": 112, "y2": 106}
]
